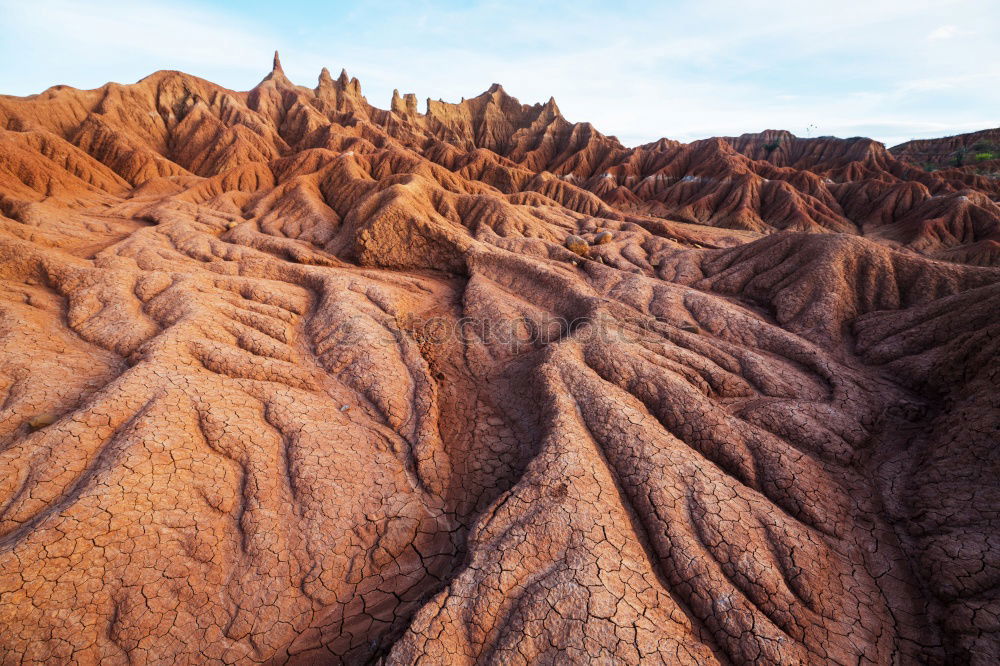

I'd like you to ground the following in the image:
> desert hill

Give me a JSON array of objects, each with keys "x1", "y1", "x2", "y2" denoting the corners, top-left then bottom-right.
[
  {"x1": 891, "y1": 127, "x2": 1000, "y2": 170},
  {"x1": 0, "y1": 54, "x2": 997, "y2": 664}
]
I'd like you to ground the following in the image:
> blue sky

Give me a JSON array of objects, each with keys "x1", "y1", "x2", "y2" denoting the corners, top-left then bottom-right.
[{"x1": 1, "y1": 0, "x2": 996, "y2": 147}]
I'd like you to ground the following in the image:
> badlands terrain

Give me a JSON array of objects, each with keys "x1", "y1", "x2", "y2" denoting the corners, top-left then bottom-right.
[{"x1": 0, "y1": 54, "x2": 998, "y2": 664}]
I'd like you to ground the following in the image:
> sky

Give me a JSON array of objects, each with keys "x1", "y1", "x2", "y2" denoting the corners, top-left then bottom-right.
[{"x1": 0, "y1": 0, "x2": 997, "y2": 148}]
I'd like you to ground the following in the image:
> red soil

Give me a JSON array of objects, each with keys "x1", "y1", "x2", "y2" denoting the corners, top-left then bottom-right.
[{"x1": 0, "y1": 54, "x2": 997, "y2": 664}]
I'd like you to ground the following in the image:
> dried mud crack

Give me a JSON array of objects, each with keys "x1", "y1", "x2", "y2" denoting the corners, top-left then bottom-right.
[{"x1": 0, "y1": 55, "x2": 998, "y2": 664}]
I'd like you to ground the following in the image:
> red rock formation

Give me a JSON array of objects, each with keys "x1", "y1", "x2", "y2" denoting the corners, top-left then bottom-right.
[
  {"x1": 890, "y1": 129, "x2": 1000, "y2": 210},
  {"x1": 892, "y1": 127, "x2": 1000, "y2": 169},
  {"x1": 0, "y1": 56, "x2": 997, "y2": 664}
]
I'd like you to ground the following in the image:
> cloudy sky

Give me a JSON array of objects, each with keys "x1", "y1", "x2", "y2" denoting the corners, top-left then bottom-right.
[{"x1": 1, "y1": 0, "x2": 996, "y2": 147}]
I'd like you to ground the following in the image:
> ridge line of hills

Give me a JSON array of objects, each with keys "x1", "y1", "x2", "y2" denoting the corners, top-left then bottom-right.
[{"x1": 2, "y1": 51, "x2": 998, "y2": 265}]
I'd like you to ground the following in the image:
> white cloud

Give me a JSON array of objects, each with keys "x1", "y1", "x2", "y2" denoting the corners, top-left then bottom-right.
[
  {"x1": 0, "y1": 0, "x2": 276, "y2": 86},
  {"x1": 928, "y1": 25, "x2": 960, "y2": 40}
]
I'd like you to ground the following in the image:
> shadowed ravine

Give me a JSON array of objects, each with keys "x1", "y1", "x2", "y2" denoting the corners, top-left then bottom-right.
[{"x1": 0, "y1": 55, "x2": 998, "y2": 664}]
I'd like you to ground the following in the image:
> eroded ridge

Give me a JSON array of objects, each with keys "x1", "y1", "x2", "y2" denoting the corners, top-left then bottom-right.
[{"x1": 0, "y1": 57, "x2": 998, "y2": 664}]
